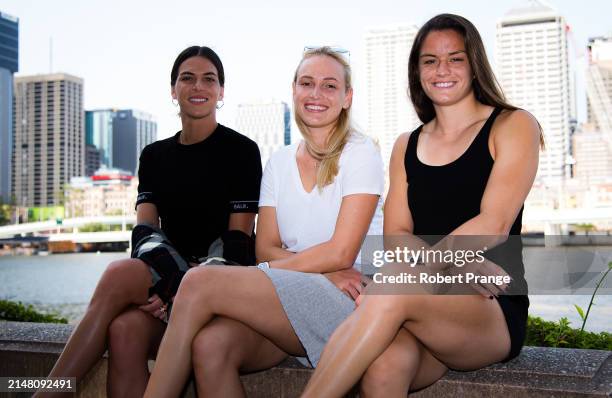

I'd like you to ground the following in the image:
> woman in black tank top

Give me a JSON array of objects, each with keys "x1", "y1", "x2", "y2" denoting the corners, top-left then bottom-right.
[{"x1": 303, "y1": 14, "x2": 543, "y2": 398}]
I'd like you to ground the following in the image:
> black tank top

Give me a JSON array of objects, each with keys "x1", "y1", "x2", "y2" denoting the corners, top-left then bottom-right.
[
  {"x1": 405, "y1": 107, "x2": 523, "y2": 235},
  {"x1": 404, "y1": 107, "x2": 526, "y2": 293}
]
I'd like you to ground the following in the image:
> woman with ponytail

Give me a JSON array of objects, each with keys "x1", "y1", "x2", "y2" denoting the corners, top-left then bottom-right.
[{"x1": 143, "y1": 47, "x2": 384, "y2": 398}]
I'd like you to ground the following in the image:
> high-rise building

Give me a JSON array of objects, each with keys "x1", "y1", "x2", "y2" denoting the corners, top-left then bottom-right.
[
  {"x1": 85, "y1": 144, "x2": 102, "y2": 176},
  {"x1": 112, "y1": 109, "x2": 157, "y2": 175},
  {"x1": 0, "y1": 12, "x2": 18, "y2": 203},
  {"x1": 496, "y1": 1, "x2": 574, "y2": 183},
  {"x1": 235, "y1": 100, "x2": 290, "y2": 166},
  {"x1": 85, "y1": 109, "x2": 115, "y2": 170},
  {"x1": 573, "y1": 124, "x2": 612, "y2": 185},
  {"x1": 364, "y1": 24, "x2": 420, "y2": 167},
  {"x1": 12, "y1": 73, "x2": 84, "y2": 207},
  {"x1": 586, "y1": 36, "x2": 612, "y2": 145}
]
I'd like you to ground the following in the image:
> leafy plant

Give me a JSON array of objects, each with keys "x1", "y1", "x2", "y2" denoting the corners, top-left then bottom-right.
[
  {"x1": 525, "y1": 315, "x2": 611, "y2": 350},
  {"x1": 0, "y1": 300, "x2": 67, "y2": 324},
  {"x1": 574, "y1": 261, "x2": 612, "y2": 332}
]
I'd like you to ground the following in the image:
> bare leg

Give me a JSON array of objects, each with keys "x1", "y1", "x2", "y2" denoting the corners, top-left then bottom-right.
[
  {"x1": 35, "y1": 259, "x2": 152, "y2": 397},
  {"x1": 144, "y1": 266, "x2": 305, "y2": 398},
  {"x1": 107, "y1": 308, "x2": 166, "y2": 398},
  {"x1": 360, "y1": 328, "x2": 447, "y2": 398},
  {"x1": 192, "y1": 317, "x2": 288, "y2": 398},
  {"x1": 302, "y1": 294, "x2": 510, "y2": 398}
]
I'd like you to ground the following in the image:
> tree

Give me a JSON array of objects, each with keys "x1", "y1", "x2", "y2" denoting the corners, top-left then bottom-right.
[{"x1": 0, "y1": 197, "x2": 12, "y2": 226}]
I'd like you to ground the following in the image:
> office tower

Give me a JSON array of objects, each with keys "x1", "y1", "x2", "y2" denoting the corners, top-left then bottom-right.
[
  {"x1": 586, "y1": 36, "x2": 612, "y2": 145},
  {"x1": 365, "y1": 24, "x2": 420, "y2": 167},
  {"x1": 112, "y1": 109, "x2": 157, "y2": 175},
  {"x1": 85, "y1": 144, "x2": 102, "y2": 176},
  {"x1": 85, "y1": 109, "x2": 115, "y2": 171},
  {"x1": 12, "y1": 73, "x2": 84, "y2": 207},
  {"x1": 496, "y1": 1, "x2": 574, "y2": 183},
  {"x1": 0, "y1": 12, "x2": 18, "y2": 203},
  {"x1": 573, "y1": 124, "x2": 612, "y2": 185},
  {"x1": 235, "y1": 100, "x2": 290, "y2": 166}
]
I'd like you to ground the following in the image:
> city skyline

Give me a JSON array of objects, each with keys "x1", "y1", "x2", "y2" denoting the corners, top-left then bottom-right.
[{"x1": 2, "y1": 0, "x2": 611, "y2": 145}]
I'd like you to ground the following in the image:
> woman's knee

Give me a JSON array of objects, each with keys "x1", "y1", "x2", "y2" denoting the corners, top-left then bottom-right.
[
  {"x1": 105, "y1": 258, "x2": 150, "y2": 284},
  {"x1": 192, "y1": 324, "x2": 240, "y2": 373},
  {"x1": 361, "y1": 355, "x2": 405, "y2": 394},
  {"x1": 93, "y1": 259, "x2": 149, "y2": 303},
  {"x1": 108, "y1": 310, "x2": 153, "y2": 358},
  {"x1": 176, "y1": 267, "x2": 219, "y2": 303},
  {"x1": 361, "y1": 331, "x2": 419, "y2": 394}
]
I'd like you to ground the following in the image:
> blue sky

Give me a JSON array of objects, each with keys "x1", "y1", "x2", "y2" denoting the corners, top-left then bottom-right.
[{"x1": 2, "y1": 0, "x2": 611, "y2": 139}]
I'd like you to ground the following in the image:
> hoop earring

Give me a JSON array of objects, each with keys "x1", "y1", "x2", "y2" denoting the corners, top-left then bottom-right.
[
  {"x1": 172, "y1": 98, "x2": 178, "y2": 106},
  {"x1": 216, "y1": 100, "x2": 224, "y2": 110}
]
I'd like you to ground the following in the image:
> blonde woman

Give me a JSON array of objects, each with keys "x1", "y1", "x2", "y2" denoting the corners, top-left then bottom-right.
[{"x1": 143, "y1": 46, "x2": 384, "y2": 398}]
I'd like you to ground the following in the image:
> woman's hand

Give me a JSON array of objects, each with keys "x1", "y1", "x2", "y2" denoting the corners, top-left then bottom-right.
[
  {"x1": 324, "y1": 268, "x2": 364, "y2": 301},
  {"x1": 139, "y1": 294, "x2": 168, "y2": 321},
  {"x1": 446, "y1": 258, "x2": 510, "y2": 298}
]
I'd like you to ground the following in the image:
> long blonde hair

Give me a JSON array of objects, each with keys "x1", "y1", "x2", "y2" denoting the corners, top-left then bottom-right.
[{"x1": 293, "y1": 47, "x2": 354, "y2": 190}]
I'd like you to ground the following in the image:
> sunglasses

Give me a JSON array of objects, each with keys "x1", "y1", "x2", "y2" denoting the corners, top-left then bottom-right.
[{"x1": 303, "y1": 46, "x2": 350, "y2": 63}]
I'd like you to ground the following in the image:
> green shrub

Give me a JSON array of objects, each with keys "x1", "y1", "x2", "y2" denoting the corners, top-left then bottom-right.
[
  {"x1": 0, "y1": 300, "x2": 67, "y2": 324},
  {"x1": 526, "y1": 315, "x2": 611, "y2": 350}
]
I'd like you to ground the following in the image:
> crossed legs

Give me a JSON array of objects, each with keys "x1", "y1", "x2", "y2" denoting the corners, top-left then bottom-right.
[
  {"x1": 144, "y1": 266, "x2": 306, "y2": 397},
  {"x1": 359, "y1": 328, "x2": 447, "y2": 398},
  {"x1": 302, "y1": 294, "x2": 510, "y2": 398}
]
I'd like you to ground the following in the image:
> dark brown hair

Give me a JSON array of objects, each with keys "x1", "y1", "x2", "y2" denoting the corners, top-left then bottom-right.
[
  {"x1": 408, "y1": 14, "x2": 543, "y2": 146},
  {"x1": 170, "y1": 46, "x2": 224, "y2": 87},
  {"x1": 409, "y1": 13, "x2": 516, "y2": 123}
]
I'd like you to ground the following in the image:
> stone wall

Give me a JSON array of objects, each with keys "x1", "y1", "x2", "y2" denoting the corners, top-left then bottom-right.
[{"x1": 1, "y1": 321, "x2": 610, "y2": 397}]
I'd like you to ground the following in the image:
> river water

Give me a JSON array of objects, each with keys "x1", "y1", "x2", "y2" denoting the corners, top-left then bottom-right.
[{"x1": 0, "y1": 250, "x2": 610, "y2": 333}]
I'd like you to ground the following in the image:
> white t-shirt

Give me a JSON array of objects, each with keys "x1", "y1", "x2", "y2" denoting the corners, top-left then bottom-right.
[{"x1": 259, "y1": 134, "x2": 384, "y2": 265}]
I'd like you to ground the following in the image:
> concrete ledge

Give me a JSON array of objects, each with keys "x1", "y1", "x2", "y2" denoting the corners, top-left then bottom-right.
[{"x1": 1, "y1": 321, "x2": 611, "y2": 397}]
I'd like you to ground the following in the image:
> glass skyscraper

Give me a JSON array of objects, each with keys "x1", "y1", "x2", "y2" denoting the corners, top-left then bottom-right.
[
  {"x1": 85, "y1": 109, "x2": 157, "y2": 176},
  {"x1": 112, "y1": 109, "x2": 157, "y2": 175},
  {"x1": 0, "y1": 11, "x2": 18, "y2": 203},
  {"x1": 85, "y1": 109, "x2": 115, "y2": 168}
]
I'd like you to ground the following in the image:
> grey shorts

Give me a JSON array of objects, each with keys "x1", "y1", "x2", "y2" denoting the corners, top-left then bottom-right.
[{"x1": 260, "y1": 268, "x2": 355, "y2": 367}]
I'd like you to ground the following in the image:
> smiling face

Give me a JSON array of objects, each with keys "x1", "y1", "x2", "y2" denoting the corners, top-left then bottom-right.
[
  {"x1": 418, "y1": 29, "x2": 473, "y2": 107},
  {"x1": 171, "y1": 56, "x2": 224, "y2": 120},
  {"x1": 293, "y1": 54, "x2": 353, "y2": 134}
]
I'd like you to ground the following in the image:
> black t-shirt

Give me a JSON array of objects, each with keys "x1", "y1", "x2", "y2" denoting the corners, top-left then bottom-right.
[{"x1": 136, "y1": 123, "x2": 262, "y2": 260}]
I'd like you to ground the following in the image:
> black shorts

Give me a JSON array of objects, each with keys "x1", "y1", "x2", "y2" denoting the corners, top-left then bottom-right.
[{"x1": 497, "y1": 295, "x2": 529, "y2": 362}]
